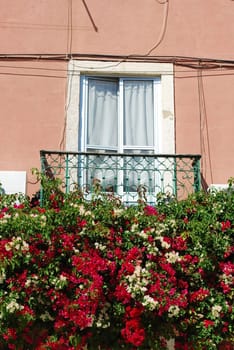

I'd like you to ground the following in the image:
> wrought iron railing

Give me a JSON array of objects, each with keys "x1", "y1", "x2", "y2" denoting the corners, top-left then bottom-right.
[{"x1": 40, "y1": 150, "x2": 201, "y2": 204}]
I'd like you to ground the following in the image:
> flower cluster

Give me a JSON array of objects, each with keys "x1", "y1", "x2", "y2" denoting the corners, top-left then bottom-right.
[{"x1": 0, "y1": 185, "x2": 233, "y2": 349}]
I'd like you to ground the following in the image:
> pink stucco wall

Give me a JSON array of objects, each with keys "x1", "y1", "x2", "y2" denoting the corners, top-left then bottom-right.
[
  {"x1": 0, "y1": 61, "x2": 67, "y2": 194},
  {"x1": 0, "y1": 0, "x2": 234, "y2": 195}
]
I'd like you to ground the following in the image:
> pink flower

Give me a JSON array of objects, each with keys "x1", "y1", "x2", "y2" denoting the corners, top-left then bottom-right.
[
  {"x1": 144, "y1": 205, "x2": 158, "y2": 216},
  {"x1": 13, "y1": 203, "x2": 24, "y2": 209}
]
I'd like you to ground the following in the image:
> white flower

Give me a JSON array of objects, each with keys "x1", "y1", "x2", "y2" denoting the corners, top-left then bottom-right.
[
  {"x1": 95, "y1": 303, "x2": 111, "y2": 328},
  {"x1": 142, "y1": 295, "x2": 159, "y2": 310},
  {"x1": 131, "y1": 223, "x2": 139, "y2": 232},
  {"x1": 25, "y1": 279, "x2": 32, "y2": 288},
  {"x1": 22, "y1": 241, "x2": 29, "y2": 251},
  {"x1": 220, "y1": 273, "x2": 233, "y2": 285},
  {"x1": 165, "y1": 251, "x2": 181, "y2": 263},
  {"x1": 40, "y1": 311, "x2": 54, "y2": 321},
  {"x1": 137, "y1": 230, "x2": 148, "y2": 239},
  {"x1": 70, "y1": 202, "x2": 78, "y2": 208},
  {"x1": 94, "y1": 242, "x2": 106, "y2": 251},
  {"x1": 5, "y1": 236, "x2": 29, "y2": 252},
  {"x1": 3, "y1": 214, "x2": 11, "y2": 220},
  {"x1": 211, "y1": 305, "x2": 222, "y2": 318},
  {"x1": 4, "y1": 242, "x2": 12, "y2": 251},
  {"x1": 6, "y1": 300, "x2": 23, "y2": 313},
  {"x1": 168, "y1": 305, "x2": 180, "y2": 318},
  {"x1": 0, "y1": 270, "x2": 6, "y2": 284},
  {"x1": 125, "y1": 265, "x2": 150, "y2": 297},
  {"x1": 26, "y1": 275, "x2": 39, "y2": 287},
  {"x1": 160, "y1": 238, "x2": 171, "y2": 249},
  {"x1": 59, "y1": 274, "x2": 67, "y2": 282},
  {"x1": 113, "y1": 208, "x2": 124, "y2": 217}
]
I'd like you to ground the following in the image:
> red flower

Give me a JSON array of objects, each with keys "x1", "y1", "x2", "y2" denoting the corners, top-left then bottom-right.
[
  {"x1": 13, "y1": 203, "x2": 24, "y2": 209},
  {"x1": 172, "y1": 236, "x2": 187, "y2": 251},
  {"x1": 114, "y1": 284, "x2": 132, "y2": 304},
  {"x1": 222, "y1": 322, "x2": 229, "y2": 333},
  {"x1": 221, "y1": 220, "x2": 231, "y2": 231},
  {"x1": 114, "y1": 247, "x2": 123, "y2": 259},
  {"x1": 144, "y1": 205, "x2": 158, "y2": 216},
  {"x1": 77, "y1": 218, "x2": 87, "y2": 228},
  {"x1": 190, "y1": 288, "x2": 209, "y2": 302},
  {"x1": 3, "y1": 328, "x2": 17, "y2": 341},
  {"x1": 125, "y1": 305, "x2": 143, "y2": 319},
  {"x1": 219, "y1": 262, "x2": 234, "y2": 275},
  {"x1": 121, "y1": 319, "x2": 145, "y2": 347},
  {"x1": 203, "y1": 319, "x2": 214, "y2": 328},
  {"x1": 220, "y1": 281, "x2": 231, "y2": 294}
]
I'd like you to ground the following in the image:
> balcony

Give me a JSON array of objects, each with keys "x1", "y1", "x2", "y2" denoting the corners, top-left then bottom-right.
[{"x1": 40, "y1": 150, "x2": 201, "y2": 205}]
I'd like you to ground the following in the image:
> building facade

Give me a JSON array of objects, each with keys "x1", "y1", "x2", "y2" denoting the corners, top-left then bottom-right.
[{"x1": 0, "y1": 0, "x2": 234, "y2": 196}]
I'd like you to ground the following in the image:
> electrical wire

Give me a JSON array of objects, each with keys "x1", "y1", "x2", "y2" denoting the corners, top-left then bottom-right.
[
  {"x1": 145, "y1": 0, "x2": 169, "y2": 55},
  {"x1": 1, "y1": 60, "x2": 234, "y2": 75},
  {"x1": 59, "y1": 64, "x2": 74, "y2": 150},
  {"x1": 1, "y1": 56, "x2": 233, "y2": 73},
  {"x1": 197, "y1": 68, "x2": 213, "y2": 184},
  {"x1": 1, "y1": 53, "x2": 234, "y2": 70},
  {"x1": 81, "y1": 0, "x2": 98, "y2": 32},
  {"x1": 59, "y1": 0, "x2": 73, "y2": 149},
  {"x1": 66, "y1": 0, "x2": 73, "y2": 58},
  {"x1": 0, "y1": 52, "x2": 234, "y2": 84}
]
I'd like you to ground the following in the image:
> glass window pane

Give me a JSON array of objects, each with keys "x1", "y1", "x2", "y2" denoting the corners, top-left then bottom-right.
[
  {"x1": 123, "y1": 150, "x2": 155, "y2": 193},
  {"x1": 87, "y1": 78, "x2": 118, "y2": 148},
  {"x1": 123, "y1": 80, "x2": 154, "y2": 147},
  {"x1": 85, "y1": 150, "x2": 118, "y2": 193}
]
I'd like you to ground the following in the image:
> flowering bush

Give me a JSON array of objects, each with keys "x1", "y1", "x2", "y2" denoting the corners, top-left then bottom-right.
[{"x1": 0, "y1": 181, "x2": 233, "y2": 349}]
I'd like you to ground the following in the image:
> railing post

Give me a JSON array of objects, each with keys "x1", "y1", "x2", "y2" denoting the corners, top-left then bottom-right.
[
  {"x1": 193, "y1": 156, "x2": 201, "y2": 192},
  {"x1": 173, "y1": 156, "x2": 178, "y2": 197},
  {"x1": 40, "y1": 150, "x2": 46, "y2": 207},
  {"x1": 65, "y1": 153, "x2": 70, "y2": 194}
]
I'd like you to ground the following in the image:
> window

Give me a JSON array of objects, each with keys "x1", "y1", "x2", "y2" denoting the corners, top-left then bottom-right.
[
  {"x1": 79, "y1": 76, "x2": 161, "y2": 199},
  {"x1": 66, "y1": 60, "x2": 175, "y2": 201}
]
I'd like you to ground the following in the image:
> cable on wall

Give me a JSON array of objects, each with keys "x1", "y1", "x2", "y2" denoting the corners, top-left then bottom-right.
[
  {"x1": 145, "y1": 0, "x2": 169, "y2": 56},
  {"x1": 59, "y1": 62, "x2": 75, "y2": 150},
  {"x1": 197, "y1": 68, "x2": 213, "y2": 184},
  {"x1": 81, "y1": 0, "x2": 98, "y2": 32},
  {"x1": 59, "y1": 0, "x2": 73, "y2": 149},
  {"x1": 66, "y1": 0, "x2": 73, "y2": 58},
  {"x1": 1, "y1": 54, "x2": 234, "y2": 71}
]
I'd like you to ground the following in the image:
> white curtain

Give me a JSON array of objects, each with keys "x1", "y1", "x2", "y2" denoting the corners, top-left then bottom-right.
[
  {"x1": 123, "y1": 80, "x2": 155, "y2": 191},
  {"x1": 87, "y1": 78, "x2": 118, "y2": 149},
  {"x1": 123, "y1": 80, "x2": 154, "y2": 147}
]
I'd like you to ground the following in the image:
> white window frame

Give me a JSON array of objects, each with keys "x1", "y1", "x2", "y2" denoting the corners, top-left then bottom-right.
[
  {"x1": 66, "y1": 60, "x2": 174, "y2": 154},
  {"x1": 80, "y1": 76, "x2": 161, "y2": 153},
  {"x1": 65, "y1": 60, "x2": 175, "y2": 200}
]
